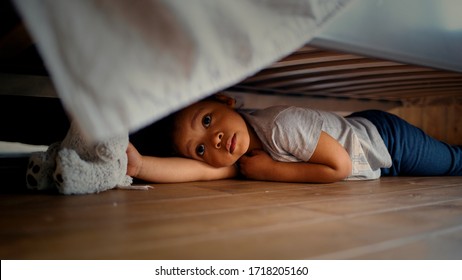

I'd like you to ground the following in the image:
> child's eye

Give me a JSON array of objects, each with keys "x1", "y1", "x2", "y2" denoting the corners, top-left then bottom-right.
[
  {"x1": 196, "y1": 144, "x2": 205, "y2": 157},
  {"x1": 202, "y1": 115, "x2": 212, "y2": 128}
]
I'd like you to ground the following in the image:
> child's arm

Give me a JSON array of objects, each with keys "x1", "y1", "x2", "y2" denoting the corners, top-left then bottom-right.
[
  {"x1": 238, "y1": 131, "x2": 352, "y2": 183},
  {"x1": 126, "y1": 142, "x2": 238, "y2": 183}
]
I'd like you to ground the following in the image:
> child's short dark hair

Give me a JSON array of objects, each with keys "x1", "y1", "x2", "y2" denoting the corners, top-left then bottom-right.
[
  {"x1": 129, "y1": 93, "x2": 235, "y2": 157},
  {"x1": 129, "y1": 111, "x2": 178, "y2": 157}
]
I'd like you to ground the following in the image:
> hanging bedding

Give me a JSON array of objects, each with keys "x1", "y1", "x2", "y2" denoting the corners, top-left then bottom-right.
[{"x1": 13, "y1": 0, "x2": 354, "y2": 141}]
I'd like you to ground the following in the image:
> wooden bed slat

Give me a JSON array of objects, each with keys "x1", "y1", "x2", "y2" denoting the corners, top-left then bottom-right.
[
  {"x1": 239, "y1": 44, "x2": 462, "y2": 102},
  {"x1": 246, "y1": 65, "x2": 435, "y2": 89}
]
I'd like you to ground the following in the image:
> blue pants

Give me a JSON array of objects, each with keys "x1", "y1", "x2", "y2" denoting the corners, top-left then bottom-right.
[{"x1": 348, "y1": 110, "x2": 462, "y2": 176}]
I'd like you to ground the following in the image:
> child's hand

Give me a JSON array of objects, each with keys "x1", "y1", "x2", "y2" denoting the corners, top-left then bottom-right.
[
  {"x1": 126, "y1": 142, "x2": 142, "y2": 177},
  {"x1": 238, "y1": 149, "x2": 275, "y2": 180}
]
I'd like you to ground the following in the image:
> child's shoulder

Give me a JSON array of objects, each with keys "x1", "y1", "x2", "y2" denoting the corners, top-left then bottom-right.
[
  {"x1": 242, "y1": 105, "x2": 292, "y2": 119},
  {"x1": 242, "y1": 105, "x2": 323, "y2": 126}
]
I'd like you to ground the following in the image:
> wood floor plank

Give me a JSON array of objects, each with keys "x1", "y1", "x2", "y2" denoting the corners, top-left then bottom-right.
[
  {"x1": 314, "y1": 200, "x2": 462, "y2": 259},
  {"x1": 355, "y1": 226, "x2": 462, "y2": 259},
  {"x1": 135, "y1": 199, "x2": 462, "y2": 259},
  {"x1": 1, "y1": 177, "x2": 462, "y2": 259},
  {"x1": 296, "y1": 184, "x2": 462, "y2": 216}
]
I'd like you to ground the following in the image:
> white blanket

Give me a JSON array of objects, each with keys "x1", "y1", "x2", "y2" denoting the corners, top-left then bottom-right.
[{"x1": 13, "y1": 0, "x2": 353, "y2": 141}]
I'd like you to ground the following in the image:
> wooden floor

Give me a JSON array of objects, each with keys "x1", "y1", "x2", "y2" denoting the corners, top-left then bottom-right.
[{"x1": 2, "y1": 176, "x2": 462, "y2": 260}]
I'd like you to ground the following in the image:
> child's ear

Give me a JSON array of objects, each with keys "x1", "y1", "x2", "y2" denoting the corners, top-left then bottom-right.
[{"x1": 213, "y1": 93, "x2": 236, "y2": 108}]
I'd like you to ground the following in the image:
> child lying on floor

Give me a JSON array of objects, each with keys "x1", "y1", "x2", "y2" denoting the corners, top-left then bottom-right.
[{"x1": 126, "y1": 94, "x2": 462, "y2": 183}]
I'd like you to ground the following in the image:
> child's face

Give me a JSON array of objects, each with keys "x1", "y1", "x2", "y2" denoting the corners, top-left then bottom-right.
[{"x1": 173, "y1": 100, "x2": 250, "y2": 167}]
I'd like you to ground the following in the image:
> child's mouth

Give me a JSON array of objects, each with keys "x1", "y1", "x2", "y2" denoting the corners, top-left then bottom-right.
[{"x1": 227, "y1": 134, "x2": 237, "y2": 154}]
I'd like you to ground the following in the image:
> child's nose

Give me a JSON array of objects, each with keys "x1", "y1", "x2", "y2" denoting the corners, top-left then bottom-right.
[{"x1": 213, "y1": 132, "x2": 224, "y2": 149}]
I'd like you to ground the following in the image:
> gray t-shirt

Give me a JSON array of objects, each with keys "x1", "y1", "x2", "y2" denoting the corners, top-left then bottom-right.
[{"x1": 241, "y1": 106, "x2": 392, "y2": 180}]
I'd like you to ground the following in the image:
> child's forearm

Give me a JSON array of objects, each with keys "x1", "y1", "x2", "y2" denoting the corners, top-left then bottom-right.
[
  {"x1": 255, "y1": 161, "x2": 350, "y2": 183},
  {"x1": 238, "y1": 145, "x2": 352, "y2": 183},
  {"x1": 135, "y1": 156, "x2": 238, "y2": 183}
]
